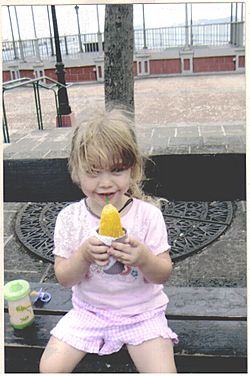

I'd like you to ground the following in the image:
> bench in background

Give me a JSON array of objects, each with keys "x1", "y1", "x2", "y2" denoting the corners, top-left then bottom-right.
[{"x1": 4, "y1": 154, "x2": 246, "y2": 202}]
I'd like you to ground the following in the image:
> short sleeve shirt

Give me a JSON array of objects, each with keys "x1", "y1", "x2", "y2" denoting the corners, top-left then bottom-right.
[{"x1": 53, "y1": 197, "x2": 171, "y2": 315}]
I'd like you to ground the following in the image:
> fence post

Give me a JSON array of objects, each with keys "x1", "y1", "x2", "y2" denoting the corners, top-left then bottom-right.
[
  {"x1": 34, "y1": 38, "x2": 41, "y2": 61},
  {"x1": 184, "y1": 3, "x2": 189, "y2": 49},
  {"x1": 64, "y1": 35, "x2": 69, "y2": 55},
  {"x1": 236, "y1": 21, "x2": 244, "y2": 47},
  {"x1": 142, "y1": 4, "x2": 147, "y2": 49},
  {"x1": 97, "y1": 32, "x2": 103, "y2": 53}
]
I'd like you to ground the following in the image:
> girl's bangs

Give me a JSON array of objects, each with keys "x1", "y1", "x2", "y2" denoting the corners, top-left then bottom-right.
[{"x1": 83, "y1": 143, "x2": 134, "y2": 173}]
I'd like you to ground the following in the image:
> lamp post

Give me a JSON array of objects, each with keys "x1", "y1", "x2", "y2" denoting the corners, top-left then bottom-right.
[
  {"x1": 184, "y1": 3, "x2": 189, "y2": 49},
  {"x1": 96, "y1": 4, "x2": 100, "y2": 33},
  {"x1": 31, "y1": 6, "x2": 37, "y2": 38},
  {"x1": 75, "y1": 5, "x2": 83, "y2": 53},
  {"x1": 142, "y1": 4, "x2": 147, "y2": 49},
  {"x1": 31, "y1": 5, "x2": 41, "y2": 61},
  {"x1": 7, "y1": 5, "x2": 18, "y2": 60},
  {"x1": 230, "y1": 2, "x2": 233, "y2": 44},
  {"x1": 96, "y1": 5, "x2": 103, "y2": 53},
  {"x1": 51, "y1": 5, "x2": 72, "y2": 122},
  {"x1": 47, "y1": 5, "x2": 54, "y2": 56},
  {"x1": 14, "y1": 6, "x2": 25, "y2": 61},
  {"x1": 190, "y1": 3, "x2": 193, "y2": 46}
]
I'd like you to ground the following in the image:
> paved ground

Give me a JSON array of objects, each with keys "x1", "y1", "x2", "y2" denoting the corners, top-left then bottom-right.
[
  {"x1": 3, "y1": 73, "x2": 246, "y2": 158},
  {"x1": 3, "y1": 73, "x2": 246, "y2": 288}
]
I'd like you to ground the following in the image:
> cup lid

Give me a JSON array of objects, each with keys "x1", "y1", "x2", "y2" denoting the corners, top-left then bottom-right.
[{"x1": 4, "y1": 280, "x2": 31, "y2": 301}]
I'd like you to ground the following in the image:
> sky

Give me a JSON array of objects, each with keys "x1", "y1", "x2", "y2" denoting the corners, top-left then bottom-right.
[{"x1": 2, "y1": 2, "x2": 245, "y2": 42}]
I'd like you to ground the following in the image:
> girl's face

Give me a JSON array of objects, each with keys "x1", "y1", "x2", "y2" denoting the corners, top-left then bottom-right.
[{"x1": 79, "y1": 166, "x2": 132, "y2": 212}]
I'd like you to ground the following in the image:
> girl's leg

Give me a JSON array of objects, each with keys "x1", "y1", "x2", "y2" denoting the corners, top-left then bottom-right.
[
  {"x1": 127, "y1": 337, "x2": 177, "y2": 373},
  {"x1": 39, "y1": 335, "x2": 87, "y2": 373}
]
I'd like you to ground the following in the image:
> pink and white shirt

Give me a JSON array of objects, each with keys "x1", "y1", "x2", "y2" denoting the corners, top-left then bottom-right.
[{"x1": 53, "y1": 197, "x2": 171, "y2": 316}]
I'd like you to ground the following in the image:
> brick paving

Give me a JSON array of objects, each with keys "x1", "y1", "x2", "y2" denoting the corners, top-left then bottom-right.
[{"x1": 3, "y1": 73, "x2": 246, "y2": 158}]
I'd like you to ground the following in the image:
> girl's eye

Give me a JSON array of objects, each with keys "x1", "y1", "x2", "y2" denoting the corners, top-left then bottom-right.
[
  {"x1": 111, "y1": 168, "x2": 124, "y2": 174},
  {"x1": 111, "y1": 167, "x2": 126, "y2": 175},
  {"x1": 85, "y1": 169, "x2": 100, "y2": 177}
]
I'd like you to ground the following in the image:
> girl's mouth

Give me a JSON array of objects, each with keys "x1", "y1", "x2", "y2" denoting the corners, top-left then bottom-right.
[{"x1": 98, "y1": 193, "x2": 115, "y2": 202}]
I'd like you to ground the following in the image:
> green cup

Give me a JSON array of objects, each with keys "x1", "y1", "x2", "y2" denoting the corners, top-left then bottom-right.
[{"x1": 4, "y1": 280, "x2": 34, "y2": 329}]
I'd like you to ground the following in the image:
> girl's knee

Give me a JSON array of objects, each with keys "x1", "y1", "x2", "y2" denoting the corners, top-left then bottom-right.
[
  {"x1": 127, "y1": 337, "x2": 177, "y2": 373},
  {"x1": 39, "y1": 363, "x2": 65, "y2": 373},
  {"x1": 39, "y1": 351, "x2": 62, "y2": 373},
  {"x1": 39, "y1": 355, "x2": 53, "y2": 373},
  {"x1": 39, "y1": 336, "x2": 87, "y2": 373},
  {"x1": 39, "y1": 352, "x2": 73, "y2": 373},
  {"x1": 169, "y1": 363, "x2": 177, "y2": 373}
]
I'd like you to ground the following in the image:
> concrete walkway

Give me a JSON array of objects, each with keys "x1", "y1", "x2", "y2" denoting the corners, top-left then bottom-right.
[
  {"x1": 3, "y1": 73, "x2": 246, "y2": 159},
  {"x1": 3, "y1": 73, "x2": 246, "y2": 288}
]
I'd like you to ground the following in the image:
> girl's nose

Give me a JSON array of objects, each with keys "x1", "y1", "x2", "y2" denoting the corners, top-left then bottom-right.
[{"x1": 98, "y1": 172, "x2": 112, "y2": 187}]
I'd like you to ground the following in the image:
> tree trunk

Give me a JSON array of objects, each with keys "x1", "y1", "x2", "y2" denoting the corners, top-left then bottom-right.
[{"x1": 104, "y1": 5, "x2": 134, "y2": 112}]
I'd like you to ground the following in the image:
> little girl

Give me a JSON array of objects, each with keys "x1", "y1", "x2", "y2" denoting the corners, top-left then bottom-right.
[{"x1": 40, "y1": 108, "x2": 178, "y2": 373}]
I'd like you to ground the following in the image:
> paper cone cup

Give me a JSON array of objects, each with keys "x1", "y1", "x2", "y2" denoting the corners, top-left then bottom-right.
[{"x1": 94, "y1": 229, "x2": 127, "y2": 274}]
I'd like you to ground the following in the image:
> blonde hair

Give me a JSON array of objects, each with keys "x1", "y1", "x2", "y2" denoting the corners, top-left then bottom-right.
[{"x1": 68, "y1": 108, "x2": 160, "y2": 206}]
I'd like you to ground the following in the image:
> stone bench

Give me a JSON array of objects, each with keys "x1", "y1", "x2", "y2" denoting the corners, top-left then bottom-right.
[
  {"x1": 4, "y1": 282, "x2": 247, "y2": 373},
  {"x1": 4, "y1": 154, "x2": 246, "y2": 202}
]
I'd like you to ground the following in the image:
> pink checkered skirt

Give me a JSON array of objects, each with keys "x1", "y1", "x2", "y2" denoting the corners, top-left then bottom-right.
[{"x1": 50, "y1": 298, "x2": 179, "y2": 355}]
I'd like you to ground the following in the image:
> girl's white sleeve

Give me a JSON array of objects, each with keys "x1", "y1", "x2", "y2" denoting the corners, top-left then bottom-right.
[
  {"x1": 144, "y1": 207, "x2": 171, "y2": 256},
  {"x1": 53, "y1": 208, "x2": 74, "y2": 259}
]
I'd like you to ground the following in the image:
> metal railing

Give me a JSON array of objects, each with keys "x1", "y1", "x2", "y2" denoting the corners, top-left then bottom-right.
[
  {"x1": 2, "y1": 76, "x2": 72, "y2": 143},
  {"x1": 134, "y1": 21, "x2": 244, "y2": 49},
  {"x1": 3, "y1": 32, "x2": 103, "y2": 63},
  {"x1": 2, "y1": 21, "x2": 245, "y2": 64}
]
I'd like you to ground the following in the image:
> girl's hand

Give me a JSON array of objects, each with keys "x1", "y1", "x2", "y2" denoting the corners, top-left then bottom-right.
[
  {"x1": 81, "y1": 236, "x2": 109, "y2": 266},
  {"x1": 108, "y1": 237, "x2": 149, "y2": 267},
  {"x1": 109, "y1": 237, "x2": 173, "y2": 284}
]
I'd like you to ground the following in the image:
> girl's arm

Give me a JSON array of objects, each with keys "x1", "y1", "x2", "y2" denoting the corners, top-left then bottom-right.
[
  {"x1": 137, "y1": 248, "x2": 173, "y2": 284},
  {"x1": 54, "y1": 236, "x2": 109, "y2": 288},
  {"x1": 109, "y1": 237, "x2": 173, "y2": 284},
  {"x1": 109, "y1": 205, "x2": 173, "y2": 284},
  {"x1": 54, "y1": 249, "x2": 91, "y2": 288}
]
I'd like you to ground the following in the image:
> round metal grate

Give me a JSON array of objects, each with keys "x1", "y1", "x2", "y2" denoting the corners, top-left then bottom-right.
[
  {"x1": 161, "y1": 200, "x2": 234, "y2": 260},
  {"x1": 15, "y1": 201, "x2": 234, "y2": 263}
]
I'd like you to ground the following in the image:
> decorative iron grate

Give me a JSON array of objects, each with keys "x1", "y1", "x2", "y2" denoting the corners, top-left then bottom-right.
[
  {"x1": 161, "y1": 200, "x2": 234, "y2": 260},
  {"x1": 15, "y1": 201, "x2": 234, "y2": 263}
]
